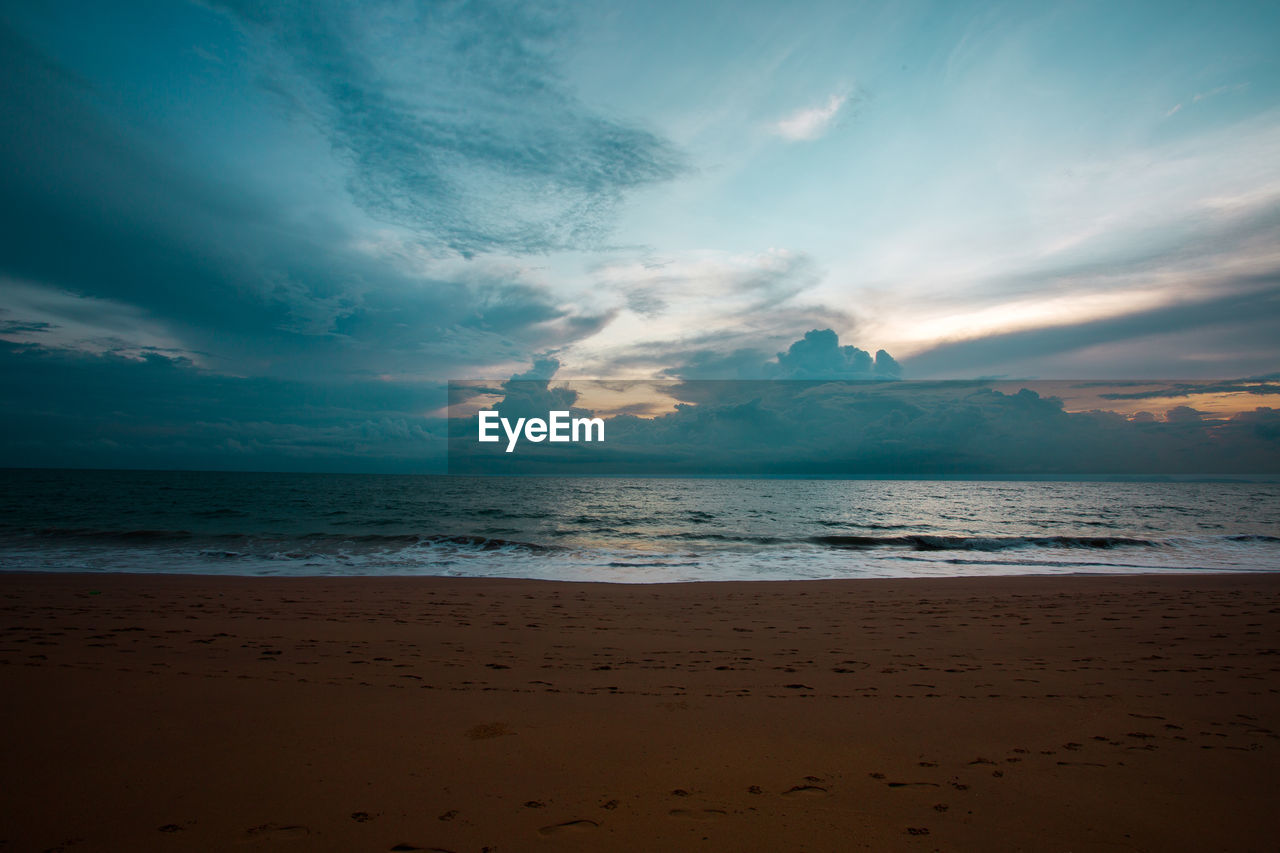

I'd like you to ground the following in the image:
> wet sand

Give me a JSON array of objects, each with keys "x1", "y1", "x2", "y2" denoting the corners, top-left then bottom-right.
[{"x1": 1, "y1": 571, "x2": 1278, "y2": 851}]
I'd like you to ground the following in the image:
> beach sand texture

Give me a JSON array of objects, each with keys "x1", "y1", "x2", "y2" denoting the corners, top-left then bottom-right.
[{"x1": 2, "y1": 572, "x2": 1277, "y2": 851}]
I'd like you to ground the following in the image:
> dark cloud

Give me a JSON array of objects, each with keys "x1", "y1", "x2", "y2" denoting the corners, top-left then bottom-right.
[
  {"x1": 12, "y1": 334, "x2": 1276, "y2": 475},
  {"x1": 656, "y1": 346, "x2": 778, "y2": 380},
  {"x1": 0, "y1": 317, "x2": 57, "y2": 335},
  {"x1": 209, "y1": 0, "x2": 685, "y2": 257},
  {"x1": 0, "y1": 342, "x2": 448, "y2": 472},
  {"x1": 1164, "y1": 405, "x2": 1204, "y2": 423},
  {"x1": 1089, "y1": 378, "x2": 1280, "y2": 401},
  {"x1": 508, "y1": 357, "x2": 562, "y2": 382},
  {"x1": 769, "y1": 329, "x2": 901, "y2": 379}
]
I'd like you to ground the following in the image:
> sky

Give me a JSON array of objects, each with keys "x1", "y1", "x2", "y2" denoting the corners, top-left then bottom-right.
[{"x1": 1, "y1": 0, "x2": 1279, "y2": 471}]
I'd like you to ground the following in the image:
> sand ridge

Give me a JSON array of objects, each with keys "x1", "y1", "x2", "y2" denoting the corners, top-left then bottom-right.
[{"x1": 1, "y1": 572, "x2": 1277, "y2": 851}]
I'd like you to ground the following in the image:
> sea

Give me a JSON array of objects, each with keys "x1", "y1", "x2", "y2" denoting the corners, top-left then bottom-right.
[{"x1": 1, "y1": 469, "x2": 1278, "y2": 582}]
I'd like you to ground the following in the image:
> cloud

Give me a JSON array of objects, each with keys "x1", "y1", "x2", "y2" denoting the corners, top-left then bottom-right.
[
  {"x1": 0, "y1": 317, "x2": 56, "y2": 336},
  {"x1": 1193, "y1": 83, "x2": 1248, "y2": 104},
  {"x1": 208, "y1": 0, "x2": 686, "y2": 257},
  {"x1": 903, "y1": 276, "x2": 1280, "y2": 378},
  {"x1": 0, "y1": 15, "x2": 641, "y2": 472},
  {"x1": 568, "y1": 248, "x2": 864, "y2": 376},
  {"x1": 769, "y1": 329, "x2": 900, "y2": 379},
  {"x1": 449, "y1": 379, "x2": 1280, "y2": 477},
  {"x1": 851, "y1": 96, "x2": 1280, "y2": 368},
  {"x1": 1165, "y1": 83, "x2": 1247, "y2": 120},
  {"x1": 0, "y1": 278, "x2": 197, "y2": 360},
  {"x1": 0, "y1": 22, "x2": 614, "y2": 380},
  {"x1": 594, "y1": 247, "x2": 820, "y2": 310},
  {"x1": 0, "y1": 341, "x2": 450, "y2": 472},
  {"x1": 11, "y1": 334, "x2": 1272, "y2": 476},
  {"x1": 617, "y1": 328, "x2": 897, "y2": 380},
  {"x1": 643, "y1": 328, "x2": 900, "y2": 381},
  {"x1": 1093, "y1": 378, "x2": 1280, "y2": 401},
  {"x1": 508, "y1": 357, "x2": 562, "y2": 383},
  {"x1": 771, "y1": 93, "x2": 847, "y2": 141}
]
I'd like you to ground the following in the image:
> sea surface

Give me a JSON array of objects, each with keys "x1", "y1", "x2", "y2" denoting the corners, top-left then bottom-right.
[{"x1": 1, "y1": 469, "x2": 1278, "y2": 582}]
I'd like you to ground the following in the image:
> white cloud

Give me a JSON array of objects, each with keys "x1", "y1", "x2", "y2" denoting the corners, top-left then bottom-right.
[
  {"x1": 771, "y1": 93, "x2": 847, "y2": 141},
  {"x1": 1166, "y1": 82, "x2": 1247, "y2": 118},
  {"x1": 1193, "y1": 83, "x2": 1247, "y2": 103},
  {"x1": 561, "y1": 248, "x2": 830, "y2": 376}
]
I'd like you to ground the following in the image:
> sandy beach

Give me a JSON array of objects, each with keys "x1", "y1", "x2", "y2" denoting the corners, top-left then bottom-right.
[{"x1": 1, "y1": 571, "x2": 1277, "y2": 852}]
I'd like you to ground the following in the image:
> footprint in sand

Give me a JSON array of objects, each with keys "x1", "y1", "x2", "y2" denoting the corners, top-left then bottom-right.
[
  {"x1": 241, "y1": 823, "x2": 310, "y2": 843},
  {"x1": 669, "y1": 808, "x2": 727, "y2": 820},
  {"x1": 537, "y1": 820, "x2": 599, "y2": 836},
  {"x1": 781, "y1": 785, "x2": 828, "y2": 797}
]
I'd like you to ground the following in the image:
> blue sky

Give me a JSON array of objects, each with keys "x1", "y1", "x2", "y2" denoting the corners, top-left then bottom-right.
[{"x1": 2, "y1": 0, "x2": 1279, "y2": 469}]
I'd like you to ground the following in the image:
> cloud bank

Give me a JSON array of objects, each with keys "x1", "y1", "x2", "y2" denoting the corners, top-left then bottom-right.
[{"x1": 451, "y1": 379, "x2": 1280, "y2": 477}]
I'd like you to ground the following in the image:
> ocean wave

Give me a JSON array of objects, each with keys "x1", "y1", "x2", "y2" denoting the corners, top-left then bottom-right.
[
  {"x1": 809, "y1": 534, "x2": 1158, "y2": 551},
  {"x1": 6, "y1": 527, "x2": 564, "y2": 554},
  {"x1": 656, "y1": 531, "x2": 792, "y2": 545},
  {"x1": 28, "y1": 527, "x2": 198, "y2": 542},
  {"x1": 8, "y1": 526, "x2": 1280, "y2": 556},
  {"x1": 1, "y1": 530, "x2": 1278, "y2": 580}
]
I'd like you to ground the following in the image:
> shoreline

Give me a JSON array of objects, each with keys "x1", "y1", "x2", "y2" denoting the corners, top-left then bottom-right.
[
  {"x1": 3, "y1": 571, "x2": 1278, "y2": 850},
  {"x1": 3, "y1": 565, "x2": 1277, "y2": 584}
]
